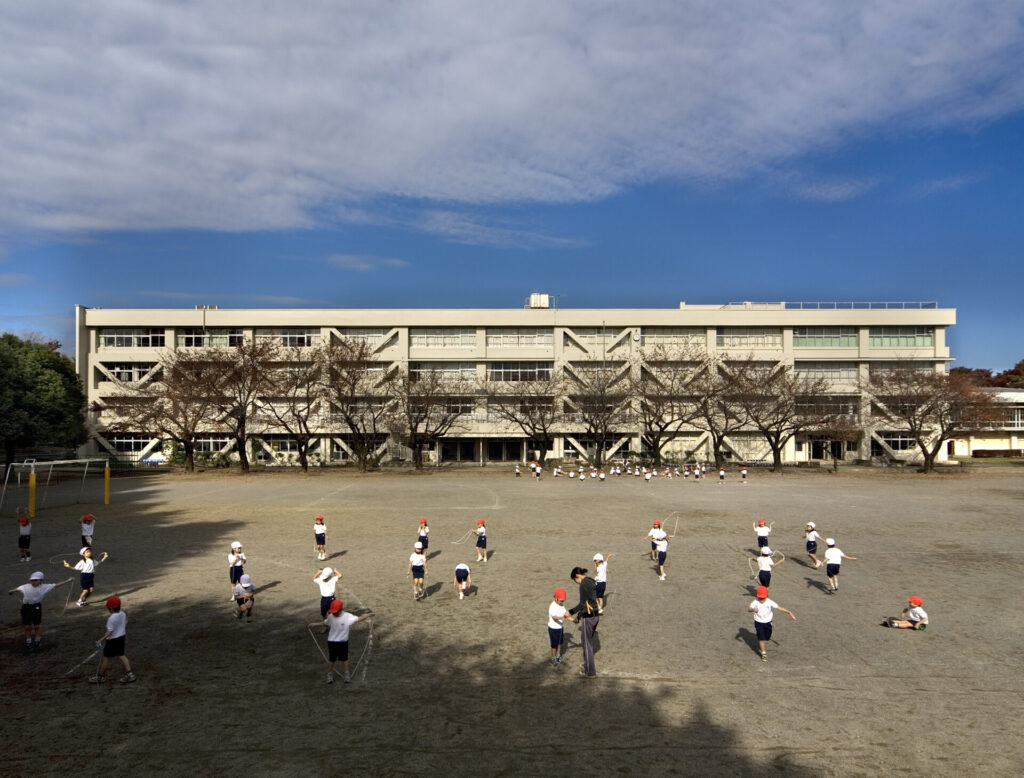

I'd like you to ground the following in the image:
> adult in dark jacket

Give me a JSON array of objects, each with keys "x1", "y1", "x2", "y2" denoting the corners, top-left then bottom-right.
[{"x1": 569, "y1": 566, "x2": 599, "y2": 678}]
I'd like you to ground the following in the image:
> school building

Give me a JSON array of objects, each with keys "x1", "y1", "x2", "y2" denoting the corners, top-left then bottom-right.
[{"x1": 75, "y1": 297, "x2": 960, "y2": 466}]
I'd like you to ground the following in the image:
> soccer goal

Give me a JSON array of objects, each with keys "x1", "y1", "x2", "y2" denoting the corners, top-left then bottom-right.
[{"x1": 1, "y1": 458, "x2": 110, "y2": 516}]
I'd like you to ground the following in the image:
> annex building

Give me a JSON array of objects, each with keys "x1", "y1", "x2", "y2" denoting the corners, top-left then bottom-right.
[{"x1": 75, "y1": 298, "x2": 956, "y2": 467}]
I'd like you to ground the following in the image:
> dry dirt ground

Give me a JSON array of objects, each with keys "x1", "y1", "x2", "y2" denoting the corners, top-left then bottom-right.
[{"x1": 2, "y1": 464, "x2": 1023, "y2": 776}]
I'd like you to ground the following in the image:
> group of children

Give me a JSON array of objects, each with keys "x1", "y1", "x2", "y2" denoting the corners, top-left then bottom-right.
[
  {"x1": 9, "y1": 513, "x2": 135, "y2": 683},
  {"x1": 516, "y1": 461, "x2": 750, "y2": 485}
]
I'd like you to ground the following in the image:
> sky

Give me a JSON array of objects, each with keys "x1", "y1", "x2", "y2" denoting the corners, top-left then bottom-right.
[{"x1": 0, "y1": 1, "x2": 1022, "y2": 371}]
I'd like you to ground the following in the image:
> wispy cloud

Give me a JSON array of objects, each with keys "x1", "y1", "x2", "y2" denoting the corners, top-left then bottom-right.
[
  {"x1": 904, "y1": 173, "x2": 983, "y2": 200},
  {"x1": 0, "y1": 2, "x2": 1021, "y2": 236},
  {"x1": 416, "y1": 210, "x2": 588, "y2": 249},
  {"x1": 790, "y1": 177, "x2": 881, "y2": 203},
  {"x1": 0, "y1": 272, "x2": 32, "y2": 287},
  {"x1": 326, "y1": 254, "x2": 409, "y2": 272}
]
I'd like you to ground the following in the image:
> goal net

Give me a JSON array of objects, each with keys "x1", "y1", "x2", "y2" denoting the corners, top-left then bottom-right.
[{"x1": 1, "y1": 458, "x2": 109, "y2": 515}]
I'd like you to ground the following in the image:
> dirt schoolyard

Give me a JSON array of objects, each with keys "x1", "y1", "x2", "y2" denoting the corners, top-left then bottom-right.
[{"x1": 2, "y1": 464, "x2": 1022, "y2": 776}]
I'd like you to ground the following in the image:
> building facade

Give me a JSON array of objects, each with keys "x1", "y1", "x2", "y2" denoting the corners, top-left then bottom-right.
[{"x1": 75, "y1": 299, "x2": 957, "y2": 466}]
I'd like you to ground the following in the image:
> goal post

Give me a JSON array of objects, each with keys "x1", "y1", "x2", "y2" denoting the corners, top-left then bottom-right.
[{"x1": 1, "y1": 458, "x2": 110, "y2": 517}]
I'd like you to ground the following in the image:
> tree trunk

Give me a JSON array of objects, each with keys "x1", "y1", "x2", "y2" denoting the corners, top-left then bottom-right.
[
  {"x1": 236, "y1": 423, "x2": 250, "y2": 473},
  {"x1": 771, "y1": 445, "x2": 784, "y2": 472},
  {"x1": 183, "y1": 441, "x2": 196, "y2": 472},
  {"x1": 412, "y1": 439, "x2": 424, "y2": 469},
  {"x1": 298, "y1": 445, "x2": 309, "y2": 472}
]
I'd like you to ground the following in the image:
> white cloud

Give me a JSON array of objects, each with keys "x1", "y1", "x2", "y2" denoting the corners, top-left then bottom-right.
[
  {"x1": 0, "y1": 1, "x2": 1021, "y2": 235},
  {"x1": 790, "y1": 176, "x2": 881, "y2": 203},
  {"x1": 327, "y1": 254, "x2": 409, "y2": 272},
  {"x1": 904, "y1": 173, "x2": 983, "y2": 199}
]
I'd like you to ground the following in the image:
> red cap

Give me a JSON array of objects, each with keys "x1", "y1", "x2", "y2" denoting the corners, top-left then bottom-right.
[
  {"x1": 477, "y1": 519, "x2": 485, "y2": 524},
  {"x1": 653, "y1": 520, "x2": 661, "y2": 526},
  {"x1": 82, "y1": 514, "x2": 94, "y2": 522},
  {"x1": 756, "y1": 586, "x2": 769, "y2": 598},
  {"x1": 420, "y1": 518, "x2": 427, "y2": 523},
  {"x1": 907, "y1": 596, "x2": 923, "y2": 606},
  {"x1": 757, "y1": 519, "x2": 765, "y2": 525},
  {"x1": 105, "y1": 596, "x2": 121, "y2": 609},
  {"x1": 19, "y1": 516, "x2": 29, "y2": 525},
  {"x1": 315, "y1": 515, "x2": 324, "y2": 520},
  {"x1": 554, "y1": 588, "x2": 567, "y2": 599},
  {"x1": 328, "y1": 599, "x2": 343, "y2": 613}
]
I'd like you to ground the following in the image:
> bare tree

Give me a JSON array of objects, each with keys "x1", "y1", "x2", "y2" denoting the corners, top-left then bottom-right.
[
  {"x1": 205, "y1": 340, "x2": 279, "y2": 473},
  {"x1": 564, "y1": 362, "x2": 630, "y2": 467},
  {"x1": 102, "y1": 350, "x2": 219, "y2": 472},
  {"x1": 632, "y1": 347, "x2": 703, "y2": 467},
  {"x1": 731, "y1": 361, "x2": 835, "y2": 472},
  {"x1": 867, "y1": 362, "x2": 1000, "y2": 472},
  {"x1": 688, "y1": 355, "x2": 747, "y2": 468},
  {"x1": 386, "y1": 365, "x2": 471, "y2": 469},
  {"x1": 261, "y1": 347, "x2": 327, "y2": 472},
  {"x1": 322, "y1": 340, "x2": 395, "y2": 471},
  {"x1": 483, "y1": 368, "x2": 565, "y2": 466}
]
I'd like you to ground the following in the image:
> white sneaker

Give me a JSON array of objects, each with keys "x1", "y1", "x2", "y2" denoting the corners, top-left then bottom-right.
[
  {"x1": 815, "y1": 561, "x2": 822, "y2": 568},
  {"x1": 459, "y1": 591, "x2": 463, "y2": 600},
  {"x1": 326, "y1": 672, "x2": 334, "y2": 684},
  {"x1": 344, "y1": 672, "x2": 351, "y2": 683},
  {"x1": 659, "y1": 574, "x2": 666, "y2": 581}
]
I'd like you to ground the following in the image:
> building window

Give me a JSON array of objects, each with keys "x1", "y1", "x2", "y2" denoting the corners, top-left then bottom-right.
[
  {"x1": 1006, "y1": 406, "x2": 1024, "y2": 429},
  {"x1": 641, "y1": 328, "x2": 705, "y2": 347},
  {"x1": 409, "y1": 362, "x2": 477, "y2": 382},
  {"x1": 715, "y1": 328, "x2": 783, "y2": 349},
  {"x1": 338, "y1": 328, "x2": 389, "y2": 346},
  {"x1": 444, "y1": 397, "x2": 476, "y2": 415},
  {"x1": 869, "y1": 327, "x2": 934, "y2": 348},
  {"x1": 569, "y1": 328, "x2": 620, "y2": 347},
  {"x1": 410, "y1": 328, "x2": 477, "y2": 348},
  {"x1": 195, "y1": 436, "x2": 232, "y2": 453},
  {"x1": 255, "y1": 328, "x2": 321, "y2": 347},
  {"x1": 99, "y1": 328, "x2": 165, "y2": 348},
  {"x1": 793, "y1": 327, "x2": 858, "y2": 348},
  {"x1": 487, "y1": 362, "x2": 553, "y2": 381},
  {"x1": 176, "y1": 328, "x2": 244, "y2": 348},
  {"x1": 102, "y1": 363, "x2": 156, "y2": 382},
  {"x1": 107, "y1": 433, "x2": 153, "y2": 452},
  {"x1": 794, "y1": 362, "x2": 858, "y2": 381},
  {"x1": 486, "y1": 328, "x2": 554, "y2": 348},
  {"x1": 261, "y1": 435, "x2": 300, "y2": 452},
  {"x1": 878, "y1": 433, "x2": 918, "y2": 450}
]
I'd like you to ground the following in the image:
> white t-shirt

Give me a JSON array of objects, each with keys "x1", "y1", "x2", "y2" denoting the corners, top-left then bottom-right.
[
  {"x1": 19, "y1": 523, "x2": 31, "y2": 536},
  {"x1": 906, "y1": 605, "x2": 928, "y2": 623},
  {"x1": 455, "y1": 563, "x2": 470, "y2": 574},
  {"x1": 316, "y1": 575, "x2": 339, "y2": 596},
  {"x1": 324, "y1": 611, "x2": 359, "y2": 642},
  {"x1": 228, "y1": 552, "x2": 246, "y2": 567},
  {"x1": 824, "y1": 548, "x2": 843, "y2": 565},
  {"x1": 757, "y1": 556, "x2": 775, "y2": 572},
  {"x1": 756, "y1": 526, "x2": 771, "y2": 538},
  {"x1": 418, "y1": 525, "x2": 429, "y2": 537},
  {"x1": 750, "y1": 598, "x2": 779, "y2": 623},
  {"x1": 233, "y1": 583, "x2": 254, "y2": 599},
  {"x1": 74, "y1": 558, "x2": 97, "y2": 574},
  {"x1": 17, "y1": 582, "x2": 56, "y2": 605},
  {"x1": 409, "y1": 552, "x2": 426, "y2": 567},
  {"x1": 81, "y1": 521, "x2": 95, "y2": 537},
  {"x1": 106, "y1": 610, "x2": 127, "y2": 639},
  {"x1": 548, "y1": 602, "x2": 568, "y2": 630},
  {"x1": 647, "y1": 527, "x2": 663, "y2": 541},
  {"x1": 314, "y1": 523, "x2": 326, "y2": 534},
  {"x1": 594, "y1": 561, "x2": 607, "y2": 583},
  {"x1": 475, "y1": 526, "x2": 486, "y2": 539},
  {"x1": 806, "y1": 530, "x2": 822, "y2": 543}
]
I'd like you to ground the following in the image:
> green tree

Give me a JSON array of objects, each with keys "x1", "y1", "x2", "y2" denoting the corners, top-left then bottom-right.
[{"x1": 0, "y1": 334, "x2": 87, "y2": 473}]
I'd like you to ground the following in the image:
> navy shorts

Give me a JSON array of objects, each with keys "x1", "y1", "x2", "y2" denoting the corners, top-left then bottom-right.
[
  {"x1": 757, "y1": 571, "x2": 771, "y2": 587},
  {"x1": 595, "y1": 582, "x2": 606, "y2": 598},
  {"x1": 418, "y1": 535, "x2": 429, "y2": 549},
  {"x1": 806, "y1": 541, "x2": 817, "y2": 553},
  {"x1": 757, "y1": 536, "x2": 768, "y2": 547},
  {"x1": 315, "y1": 533, "x2": 326, "y2": 545},
  {"x1": 754, "y1": 621, "x2": 773, "y2": 641},
  {"x1": 229, "y1": 566, "x2": 244, "y2": 584},
  {"x1": 18, "y1": 535, "x2": 30, "y2": 549},
  {"x1": 657, "y1": 551, "x2": 667, "y2": 565},
  {"x1": 411, "y1": 565, "x2": 425, "y2": 578},
  {"x1": 826, "y1": 563, "x2": 840, "y2": 577},
  {"x1": 320, "y1": 595, "x2": 334, "y2": 617},
  {"x1": 455, "y1": 569, "x2": 469, "y2": 583},
  {"x1": 548, "y1": 627, "x2": 564, "y2": 649},
  {"x1": 328, "y1": 640, "x2": 350, "y2": 662},
  {"x1": 476, "y1": 536, "x2": 487, "y2": 549},
  {"x1": 80, "y1": 572, "x2": 95, "y2": 590},
  {"x1": 103, "y1": 635, "x2": 126, "y2": 658},
  {"x1": 21, "y1": 603, "x2": 42, "y2": 626},
  {"x1": 651, "y1": 541, "x2": 657, "y2": 551},
  {"x1": 81, "y1": 535, "x2": 93, "y2": 547}
]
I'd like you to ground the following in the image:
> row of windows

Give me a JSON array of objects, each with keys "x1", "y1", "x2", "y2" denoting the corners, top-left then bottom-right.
[
  {"x1": 100, "y1": 363, "x2": 157, "y2": 382},
  {"x1": 794, "y1": 361, "x2": 858, "y2": 381},
  {"x1": 97, "y1": 326, "x2": 938, "y2": 350}
]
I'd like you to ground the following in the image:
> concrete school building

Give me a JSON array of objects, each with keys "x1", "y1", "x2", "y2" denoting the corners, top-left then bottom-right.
[{"x1": 74, "y1": 297, "x2": 957, "y2": 467}]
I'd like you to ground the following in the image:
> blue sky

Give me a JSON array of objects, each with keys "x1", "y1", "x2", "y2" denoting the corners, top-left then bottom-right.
[{"x1": 1, "y1": 1, "x2": 1022, "y2": 371}]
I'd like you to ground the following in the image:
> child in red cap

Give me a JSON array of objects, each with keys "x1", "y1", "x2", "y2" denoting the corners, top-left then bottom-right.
[
  {"x1": 883, "y1": 596, "x2": 929, "y2": 630},
  {"x1": 548, "y1": 588, "x2": 569, "y2": 666},
  {"x1": 80, "y1": 514, "x2": 96, "y2": 548},
  {"x1": 311, "y1": 599, "x2": 372, "y2": 684},
  {"x1": 646, "y1": 520, "x2": 663, "y2": 561},
  {"x1": 417, "y1": 518, "x2": 429, "y2": 551},
  {"x1": 474, "y1": 519, "x2": 487, "y2": 563},
  {"x1": 753, "y1": 518, "x2": 774, "y2": 549},
  {"x1": 91, "y1": 596, "x2": 135, "y2": 683},
  {"x1": 313, "y1": 515, "x2": 328, "y2": 561},
  {"x1": 748, "y1": 585, "x2": 797, "y2": 662},
  {"x1": 17, "y1": 516, "x2": 32, "y2": 562}
]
